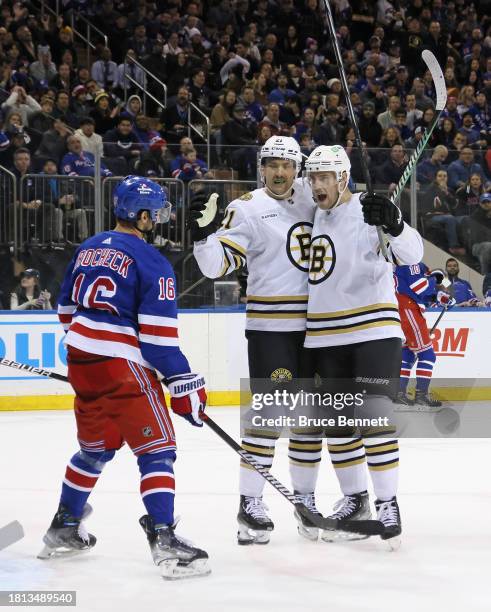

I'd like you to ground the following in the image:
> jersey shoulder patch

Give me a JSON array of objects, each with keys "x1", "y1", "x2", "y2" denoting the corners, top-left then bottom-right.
[{"x1": 239, "y1": 191, "x2": 253, "y2": 201}]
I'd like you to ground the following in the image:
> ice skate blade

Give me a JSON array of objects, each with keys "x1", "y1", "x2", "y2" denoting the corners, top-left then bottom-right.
[
  {"x1": 37, "y1": 544, "x2": 93, "y2": 560},
  {"x1": 383, "y1": 535, "x2": 402, "y2": 551},
  {"x1": 321, "y1": 529, "x2": 369, "y2": 543},
  {"x1": 294, "y1": 510, "x2": 319, "y2": 541},
  {"x1": 159, "y1": 557, "x2": 211, "y2": 580},
  {"x1": 237, "y1": 523, "x2": 271, "y2": 545},
  {"x1": 395, "y1": 404, "x2": 442, "y2": 413}
]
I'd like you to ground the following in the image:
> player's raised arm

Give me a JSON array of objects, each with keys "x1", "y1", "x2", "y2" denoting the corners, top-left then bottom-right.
[{"x1": 188, "y1": 191, "x2": 249, "y2": 279}]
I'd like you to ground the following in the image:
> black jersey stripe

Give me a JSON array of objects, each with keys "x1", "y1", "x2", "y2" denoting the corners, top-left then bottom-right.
[
  {"x1": 307, "y1": 306, "x2": 399, "y2": 322},
  {"x1": 306, "y1": 317, "x2": 400, "y2": 332}
]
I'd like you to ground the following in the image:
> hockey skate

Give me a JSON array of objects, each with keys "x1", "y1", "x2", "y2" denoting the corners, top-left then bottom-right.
[
  {"x1": 375, "y1": 496, "x2": 402, "y2": 551},
  {"x1": 294, "y1": 491, "x2": 321, "y2": 541},
  {"x1": 139, "y1": 515, "x2": 211, "y2": 580},
  {"x1": 38, "y1": 503, "x2": 96, "y2": 559},
  {"x1": 321, "y1": 491, "x2": 372, "y2": 542},
  {"x1": 413, "y1": 390, "x2": 443, "y2": 412},
  {"x1": 237, "y1": 495, "x2": 274, "y2": 545},
  {"x1": 393, "y1": 391, "x2": 415, "y2": 411}
]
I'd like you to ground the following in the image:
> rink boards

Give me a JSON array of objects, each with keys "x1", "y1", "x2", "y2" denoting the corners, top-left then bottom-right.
[{"x1": 0, "y1": 309, "x2": 489, "y2": 410}]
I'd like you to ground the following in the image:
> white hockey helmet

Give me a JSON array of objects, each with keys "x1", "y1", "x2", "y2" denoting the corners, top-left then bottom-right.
[
  {"x1": 306, "y1": 145, "x2": 351, "y2": 182},
  {"x1": 259, "y1": 136, "x2": 302, "y2": 173}
]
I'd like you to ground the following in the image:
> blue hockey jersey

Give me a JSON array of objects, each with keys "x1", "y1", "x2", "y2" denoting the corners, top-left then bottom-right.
[
  {"x1": 394, "y1": 263, "x2": 437, "y2": 307},
  {"x1": 57, "y1": 230, "x2": 190, "y2": 379},
  {"x1": 61, "y1": 151, "x2": 112, "y2": 177}
]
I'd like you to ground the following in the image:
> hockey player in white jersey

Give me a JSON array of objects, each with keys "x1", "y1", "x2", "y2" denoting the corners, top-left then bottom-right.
[
  {"x1": 304, "y1": 145, "x2": 424, "y2": 548},
  {"x1": 188, "y1": 136, "x2": 321, "y2": 544}
]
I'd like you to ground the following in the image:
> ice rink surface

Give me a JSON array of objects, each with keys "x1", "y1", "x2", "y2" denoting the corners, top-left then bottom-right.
[{"x1": 1, "y1": 406, "x2": 490, "y2": 612}]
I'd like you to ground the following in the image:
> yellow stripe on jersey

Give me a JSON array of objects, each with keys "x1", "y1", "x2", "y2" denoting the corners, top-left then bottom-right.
[
  {"x1": 217, "y1": 237, "x2": 247, "y2": 256},
  {"x1": 307, "y1": 303, "x2": 398, "y2": 319},
  {"x1": 306, "y1": 320, "x2": 400, "y2": 335},
  {"x1": 247, "y1": 295, "x2": 308, "y2": 303},
  {"x1": 248, "y1": 312, "x2": 308, "y2": 319}
]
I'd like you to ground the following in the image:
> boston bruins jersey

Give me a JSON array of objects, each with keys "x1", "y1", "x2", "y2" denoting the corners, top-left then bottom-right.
[
  {"x1": 193, "y1": 179, "x2": 315, "y2": 331},
  {"x1": 305, "y1": 192, "x2": 424, "y2": 348}
]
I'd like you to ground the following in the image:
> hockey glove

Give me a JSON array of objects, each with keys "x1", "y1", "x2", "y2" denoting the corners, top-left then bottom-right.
[
  {"x1": 187, "y1": 191, "x2": 219, "y2": 242},
  {"x1": 360, "y1": 192, "x2": 404, "y2": 237},
  {"x1": 436, "y1": 291, "x2": 456, "y2": 307},
  {"x1": 167, "y1": 373, "x2": 207, "y2": 427},
  {"x1": 428, "y1": 268, "x2": 445, "y2": 285}
]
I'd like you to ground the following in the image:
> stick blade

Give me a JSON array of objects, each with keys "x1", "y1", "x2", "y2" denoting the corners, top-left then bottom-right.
[
  {"x1": 0, "y1": 520, "x2": 25, "y2": 551},
  {"x1": 421, "y1": 50, "x2": 447, "y2": 110}
]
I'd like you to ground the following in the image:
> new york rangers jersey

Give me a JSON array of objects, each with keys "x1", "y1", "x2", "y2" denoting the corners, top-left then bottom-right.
[
  {"x1": 57, "y1": 231, "x2": 190, "y2": 378},
  {"x1": 193, "y1": 179, "x2": 316, "y2": 331},
  {"x1": 305, "y1": 193, "x2": 424, "y2": 348},
  {"x1": 395, "y1": 263, "x2": 437, "y2": 308}
]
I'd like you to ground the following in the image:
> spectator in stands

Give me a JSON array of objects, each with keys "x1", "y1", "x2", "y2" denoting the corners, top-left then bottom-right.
[
  {"x1": 458, "y1": 112, "x2": 482, "y2": 145},
  {"x1": 171, "y1": 146, "x2": 208, "y2": 182},
  {"x1": 90, "y1": 91, "x2": 120, "y2": 135},
  {"x1": 51, "y1": 90, "x2": 79, "y2": 129},
  {"x1": 91, "y1": 47, "x2": 119, "y2": 91},
  {"x1": 48, "y1": 25, "x2": 77, "y2": 66},
  {"x1": 417, "y1": 146, "x2": 449, "y2": 185},
  {"x1": 35, "y1": 118, "x2": 71, "y2": 167},
  {"x1": 28, "y1": 95, "x2": 54, "y2": 135},
  {"x1": 74, "y1": 117, "x2": 103, "y2": 159},
  {"x1": 469, "y1": 193, "x2": 491, "y2": 275},
  {"x1": 457, "y1": 86, "x2": 476, "y2": 117},
  {"x1": 221, "y1": 101, "x2": 256, "y2": 179},
  {"x1": 162, "y1": 86, "x2": 191, "y2": 145},
  {"x1": 447, "y1": 147, "x2": 486, "y2": 191},
  {"x1": 404, "y1": 93, "x2": 423, "y2": 131},
  {"x1": 435, "y1": 117, "x2": 457, "y2": 148},
  {"x1": 10, "y1": 268, "x2": 52, "y2": 311},
  {"x1": 240, "y1": 85, "x2": 263, "y2": 123},
  {"x1": 29, "y1": 45, "x2": 57, "y2": 83},
  {"x1": 313, "y1": 107, "x2": 344, "y2": 146},
  {"x1": 1, "y1": 85, "x2": 41, "y2": 125},
  {"x1": 257, "y1": 103, "x2": 289, "y2": 137},
  {"x1": 61, "y1": 135, "x2": 112, "y2": 178},
  {"x1": 469, "y1": 91, "x2": 490, "y2": 132},
  {"x1": 36, "y1": 158, "x2": 89, "y2": 243},
  {"x1": 454, "y1": 173, "x2": 486, "y2": 218},
  {"x1": 127, "y1": 23, "x2": 153, "y2": 61},
  {"x1": 9, "y1": 148, "x2": 62, "y2": 243},
  {"x1": 188, "y1": 69, "x2": 213, "y2": 116},
  {"x1": 294, "y1": 107, "x2": 317, "y2": 144},
  {"x1": 268, "y1": 72, "x2": 296, "y2": 105},
  {"x1": 421, "y1": 169, "x2": 463, "y2": 255},
  {"x1": 103, "y1": 116, "x2": 141, "y2": 171},
  {"x1": 411, "y1": 77, "x2": 434, "y2": 111},
  {"x1": 49, "y1": 62, "x2": 73, "y2": 92},
  {"x1": 210, "y1": 90, "x2": 237, "y2": 132},
  {"x1": 441, "y1": 96, "x2": 462, "y2": 128},
  {"x1": 445, "y1": 258, "x2": 478, "y2": 306},
  {"x1": 377, "y1": 95, "x2": 401, "y2": 130},
  {"x1": 375, "y1": 143, "x2": 407, "y2": 186},
  {"x1": 116, "y1": 50, "x2": 145, "y2": 93},
  {"x1": 135, "y1": 136, "x2": 171, "y2": 177},
  {"x1": 358, "y1": 101, "x2": 382, "y2": 148},
  {"x1": 122, "y1": 95, "x2": 143, "y2": 123}
]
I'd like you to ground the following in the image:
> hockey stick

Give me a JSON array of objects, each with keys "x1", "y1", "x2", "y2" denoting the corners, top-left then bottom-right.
[
  {"x1": 201, "y1": 414, "x2": 384, "y2": 536},
  {"x1": 0, "y1": 521, "x2": 24, "y2": 551},
  {"x1": 389, "y1": 50, "x2": 447, "y2": 206},
  {"x1": 0, "y1": 357, "x2": 384, "y2": 536},
  {"x1": 322, "y1": 0, "x2": 388, "y2": 259},
  {"x1": 429, "y1": 303, "x2": 452, "y2": 336}
]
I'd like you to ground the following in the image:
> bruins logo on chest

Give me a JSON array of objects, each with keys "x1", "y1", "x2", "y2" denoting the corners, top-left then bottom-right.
[
  {"x1": 308, "y1": 234, "x2": 336, "y2": 284},
  {"x1": 286, "y1": 221, "x2": 313, "y2": 272}
]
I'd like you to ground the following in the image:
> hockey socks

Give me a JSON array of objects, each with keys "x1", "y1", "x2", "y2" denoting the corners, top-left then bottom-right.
[
  {"x1": 414, "y1": 347, "x2": 436, "y2": 393},
  {"x1": 239, "y1": 433, "x2": 278, "y2": 497},
  {"x1": 61, "y1": 449, "x2": 115, "y2": 518},
  {"x1": 288, "y1": 436, "x2": 322, "y2": 494},
  {"x1": 364, "y1": 439, "x2": 399, "y2": 501},
  {"x1": 399, "y1": 347, "x2": 416, "y2": 393},
  {"x1": 138, "y1": 451, "x2": 176, "y2": 526},
  {"x1": 327, "y1": 437, "x2": 368, "y2": 495}
]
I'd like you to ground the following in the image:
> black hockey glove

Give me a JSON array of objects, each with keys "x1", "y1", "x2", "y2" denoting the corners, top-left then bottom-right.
[
  {"x1": 360, "y1": 192, "x2": 404, "y2": 237},
  {"x1": 428, "y1": 268, "x2": 445, "y2": 285},
  {"x1": 187, "y1": 191, "x2": 219, "y2": 242}
]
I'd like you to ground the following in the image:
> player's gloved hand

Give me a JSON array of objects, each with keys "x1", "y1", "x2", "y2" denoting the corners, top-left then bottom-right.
[
  {"x1": 187, "y1": 191, "x2": 219, "y2": 242},
  {"x1": 360, "y1": 192, "x2": 404, "y2": 237},
  {"x1": 428, "y1": 268, "x2": 445, "y2": 285},
  {"x1": 436, "y1": 291, "x2": 456, "y2": 307},
  {"x1": 167, "y1": 373, "x2": 207, "y2": 427}
]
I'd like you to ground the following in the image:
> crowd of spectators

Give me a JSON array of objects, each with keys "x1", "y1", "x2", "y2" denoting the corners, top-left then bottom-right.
[{"x1": 0, "y1": 0, "x2": 490, "y2": 271}]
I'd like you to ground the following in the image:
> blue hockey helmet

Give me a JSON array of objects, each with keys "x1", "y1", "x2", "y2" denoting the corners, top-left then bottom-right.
[{"x1": 113, "y1": 175, "x2": 171, "y2": 223}]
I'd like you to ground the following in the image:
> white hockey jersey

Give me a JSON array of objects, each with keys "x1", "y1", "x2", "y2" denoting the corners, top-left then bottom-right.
[
  {"x1": 193, "y1": 179, "x2": 316, "y2": 331},
  {"x1": 305, "y1": 192, "x2": 424, "y2": 348}
]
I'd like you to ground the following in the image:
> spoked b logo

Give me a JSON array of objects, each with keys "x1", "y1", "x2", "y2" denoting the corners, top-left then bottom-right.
[{"x1": 309, "y1": 234, "x2": 336, "y2": 284}]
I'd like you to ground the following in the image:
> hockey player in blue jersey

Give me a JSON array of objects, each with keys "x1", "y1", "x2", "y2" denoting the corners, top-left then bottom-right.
[
  {"x1": 38, "y1": 176, "x2": 210, "y2": 580},
  {"x1": 394, "y1": 262, "x2": 454, "y2": 411}
]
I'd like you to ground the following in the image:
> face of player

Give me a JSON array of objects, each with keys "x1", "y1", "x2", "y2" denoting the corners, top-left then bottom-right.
[
  {"x1": 262, "y1": 158, "x2": 296, "y2": 198},
  {"x1": 308, "y1": 171, "x2": 347, "y2": 210},
  {"x1": 135, "y1": 210, "x2": 154, "y2": 236}
]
